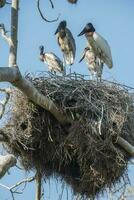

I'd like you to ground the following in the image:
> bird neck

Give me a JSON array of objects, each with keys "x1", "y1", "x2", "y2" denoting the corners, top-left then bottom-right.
[
  {"x1": 59, "y1": 29, "x2": 66, "y2": 38},
  {"x1": 40, "y1": 54, "x2": 45, "y2": 62}
]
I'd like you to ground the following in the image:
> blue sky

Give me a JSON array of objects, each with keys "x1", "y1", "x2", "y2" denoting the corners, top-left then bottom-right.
[{"x1": 0, "y1": 0, "x2": 134, "y2": 199}]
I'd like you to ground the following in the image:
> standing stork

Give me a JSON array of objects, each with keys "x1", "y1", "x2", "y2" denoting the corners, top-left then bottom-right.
[
  {"x1": 55, "y1": 20, "x2": 76, "y2": 75},
  {"x1": 39, "y1": 45, "x2": 64, "y2": 75},
  {"x1": 79, "y1": 47, "x2": 103, "y2": 81},
  {"x1": 78, "y1": 23, "x2": 113, "y2": 73}
]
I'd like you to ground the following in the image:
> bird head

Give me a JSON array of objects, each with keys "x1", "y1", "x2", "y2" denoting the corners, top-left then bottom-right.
[
  {"x1": 39, "y1": 45, "x2": 44, "y2": 54},
  {"x1": 78, "y1": 23, "x2": 95, "y2": 37},
  {"x1": 79, "y1": 47, "x2": 90, "y2": 63},
  {"x1": 39, "y1": 45, "x2": 45, "y2": 62},
  {"x1": 55, "y1": 20, "x2": 67, "y2": 35}
]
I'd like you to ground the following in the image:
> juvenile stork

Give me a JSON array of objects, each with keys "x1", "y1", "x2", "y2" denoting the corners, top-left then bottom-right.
[
  {"x1": 55, "y1": 20, "x2": 76, "y2": 74},
  {"x1": 79, "y1": 47, "x2": 103, "y2": 81},
  {"x1": 78, "y1": 23, "x2": 113, "y2": 72},
  {"x1": 39, "y1": 45, "x2": 64, "y2": 75}
]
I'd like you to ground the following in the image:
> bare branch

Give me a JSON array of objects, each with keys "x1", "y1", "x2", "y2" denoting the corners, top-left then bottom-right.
[
  {"x1": 0, "y1": 23, "x2": 12, "y2": 46},
  {"x1": 35, "y1": 171, "x2": 42, "y2": 200},
  {"x1": 49, "y1": 0, "x2": 54, "y2": 8},
  {"x1": 0, "y1": 88, "x2": 10, "y2": 119},
  {"x1": 0, "y1": 154, "x2": 17, "y2": 179},
  {"x1": 10, "y1": 176, "x2": 35, "y2": 190},
  {"x1": 0, "y1": 176, "x2": 35, "y2": 200},
  {"x1": 116, "y1": 136, "x2": 134, "y2": 157},
  {"x1": 0, "y1": 67, "x2": 72, "y2": 124},
  {"x1": 37, "y1": 0, "x2": 60, "y2": 23},
  {"x1": 8, "y1": 0, "x2": 19, "y2": 67}
]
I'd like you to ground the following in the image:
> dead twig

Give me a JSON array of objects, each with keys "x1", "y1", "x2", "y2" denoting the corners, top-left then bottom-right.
[
  {"x1": 0, "y1": 176, "x2": 35, "y2": 200},
  {"x1": 37, "y1": 0, "x2": 60, "y2": 23}
]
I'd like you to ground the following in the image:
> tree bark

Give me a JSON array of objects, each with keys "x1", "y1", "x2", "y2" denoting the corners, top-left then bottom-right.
[
  {"x1": 117, "y1": 137, "x2": 134, "y2": 156},
  {"x1": 35, "y1": 171, "x2": 42, "y2": 200},
  {"x1": 8, "y1": 0, "x2": 19, "y2": 67}
]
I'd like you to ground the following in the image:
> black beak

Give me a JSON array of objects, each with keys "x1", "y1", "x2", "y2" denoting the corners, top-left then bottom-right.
[
  {"x1": 55, "y1": 27, "x2": 59, "y2": 35},
  {"x1": 77, "y1": 28, "x2": 86, "y2": 37},
  {"x1": 39, "y1": 45, "x2": 44, "y2": 54},
  {"x1": 79, "y1": 53, "x2": 85, "y2": 63}
]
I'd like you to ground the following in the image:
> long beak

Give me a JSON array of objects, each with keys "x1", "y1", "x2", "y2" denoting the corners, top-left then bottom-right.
[
  {"x1": 77, "y1": 28, "x2": 86, "y2": 37},
  {"x1": 55, "y1": 27, "x2": 59, "y2": 35},
  {"x1": 79, "y1": 53, "x2": 85, "y2": 63}
]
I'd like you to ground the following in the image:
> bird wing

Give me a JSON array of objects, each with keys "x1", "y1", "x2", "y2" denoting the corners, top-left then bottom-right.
[
  {"x1": 93, "y1": 32, "x2": 113, "y2": 68},
  {"x1": 66, "y1": 28, "x2": 76, "y2": 58},
  {"x1": 45, "y1": 53, "x2": 63, "y2": 72}
]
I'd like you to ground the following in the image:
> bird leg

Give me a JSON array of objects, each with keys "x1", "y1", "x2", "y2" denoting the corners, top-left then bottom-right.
[
  {"x1": 97, "y1": 60, "x2": 103, "y2": 82},
  {"x1": 63, "y1": 54, "x2": 66, "y2": 76}
]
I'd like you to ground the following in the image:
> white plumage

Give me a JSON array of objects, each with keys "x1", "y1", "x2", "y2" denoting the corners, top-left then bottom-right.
[
  {"x1": 79, "y1": 47, "x2": 103, "y2": 80},
  {"x1": 86, "y1": 32, "x2": 113, "y2": 68},
  {"x1": 78, "y1": 23, "x2": 113, "y2": 69},
  {"x1": 39, "y1": 46, "x2": 63, "y2": 74}
]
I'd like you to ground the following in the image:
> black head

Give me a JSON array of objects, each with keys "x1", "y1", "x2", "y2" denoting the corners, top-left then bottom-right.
[
  {"x1": 78, "y1": 23, "x2": 95, "y2": 36},
  {"x1": 39, "y1": 45, "x2": 44, "y2": 54},
  {"x1": 55, "y1": 20, "x2": 67, "y2": 35},
  {"x1": 59, "y1": 20, "x2": 67, "y2": 29}
]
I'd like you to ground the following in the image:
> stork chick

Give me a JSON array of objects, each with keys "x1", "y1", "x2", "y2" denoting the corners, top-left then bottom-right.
[
  {"x1": 39, "y1": 45, "x2": 64, "y2": 75},
  {"x1": 79, "y1": 47, "x2": 103, "y2": 81},
  {"x1": 78, "y1": 23, "x2": 113, "y2": 69},
  {"x1": 55, "y1": 20, "x2": 76, "y2": 74}
]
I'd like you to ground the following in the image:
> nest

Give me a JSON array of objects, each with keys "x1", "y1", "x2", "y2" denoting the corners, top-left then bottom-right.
[{"x1": 3, "y1": 73, "x2": 134, "y2": 199}]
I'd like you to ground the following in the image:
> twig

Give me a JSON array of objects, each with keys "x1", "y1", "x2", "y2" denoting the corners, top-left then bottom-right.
[
  {"x1": 98, "y1": 104, "x2": 104, "y2": 135},
  {"x1": 49, "y1": 0, "x2": 54, "y2": 8},
  {"x1": 0, "y1": 88, "x2": 10, "y2": 119},
  {"x1": 116, "y1": 137, "x2": 134, "y2": 157},
  {"x1": 0, "y1": 23, "x2": 13, "y2": 46},
  {"x1": 35, "y1": 171, "x2": 42, "y2": 200},
  {"x1": 0, "y1": 176, "x2": 35, "y2": 200},
  {"x1": 37, "y1": 0, "x2": 60, "y2": 23}
]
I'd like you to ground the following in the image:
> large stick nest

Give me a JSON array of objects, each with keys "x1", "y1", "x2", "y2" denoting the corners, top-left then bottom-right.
[{"x1": 3, "y1": 73, "x2": 134, "y2": 199}]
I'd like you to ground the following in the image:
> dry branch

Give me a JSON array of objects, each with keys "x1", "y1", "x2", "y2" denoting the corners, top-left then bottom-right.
[
  {"x1": 8, "y1": 0, "x2": 19, "y2": 67},
  {"x1": 117, "y1": 137, "x2": 134, "y2": 156},
  {"x1": 37, "y1": 0, "x2": 60, "y2": 23},
  {"x1": 35, "y1": 171, "x2": 42, "y2": 200},
  {"x1": 0, "y1": 154, "x2": 16, "y2": 178},
  {"x1": 0, "y1": 88, "x2": 10, "y2": 119},
  {"x1": 0, "y1": 176, "x2": 35, "y2": 199}
]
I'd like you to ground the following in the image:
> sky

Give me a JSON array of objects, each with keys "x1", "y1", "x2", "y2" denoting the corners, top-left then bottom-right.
[{"x1": 0, "y1": 0, "x2": 134, "y2": 199}]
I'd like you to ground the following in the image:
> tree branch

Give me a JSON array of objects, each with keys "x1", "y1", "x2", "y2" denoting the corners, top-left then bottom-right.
[
  {"x1": 8, "y1": 0, "x2": 19, "y2": 67},
  {"x1": 0, "y1": 88, "x2": 10, "y2": 119},
  {"x1": 116, "y1": 136, "x2": 134, "y2": 157},
  {"x1": 0, "y1": 154, "x2": 17, "y2": 179},
  {"x1": 37, "y1": 0, "x2": 60, "y2": 23},
  {"x1": 0, "y1": 67, "x2": 72, "y2": 124},
  {"x1": 49, "y1": 0, "x2": 54, "y2": 8},
  {"x1": 0, "y1": 176, "x2": 35, "y2": 200},
  {"x1": 35, "y1": 171, "x2": 42, "y2": 200},
  {"x1": 0, "y1": 24, "x2": 12, "y2": 46}
]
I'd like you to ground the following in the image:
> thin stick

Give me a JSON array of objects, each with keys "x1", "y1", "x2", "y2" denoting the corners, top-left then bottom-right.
[
  {"x1": 37, "y1": 0, "x2": 60, "y2": 23},
  {"x1": 35, "y1": 171, "x2": 42, "y2": 200}
]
